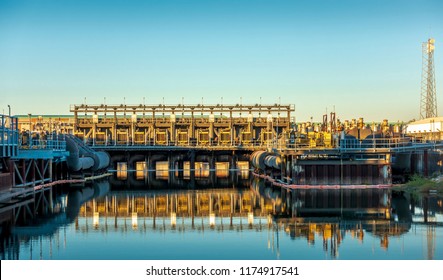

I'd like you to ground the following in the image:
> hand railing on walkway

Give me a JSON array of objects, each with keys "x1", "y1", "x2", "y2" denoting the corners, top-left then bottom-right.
[
  {"x1": 20, "y1": 133, "x2": 67, "y2": 152},
  {"x1": 27, "y1": 139, "x2": 67, "y2": 151},
  {"x1": 0, "y1": 114, "x2": 19, "y2": 157},
  {"x1": 28, "y1": 132, "x2": 439, "y2": 153},
  {"x1": 338, "y1": 137, "x2": 439, "y2": 151},
  {"x1": 83, "y1": 137, "x2": 279, "y2": 149}
]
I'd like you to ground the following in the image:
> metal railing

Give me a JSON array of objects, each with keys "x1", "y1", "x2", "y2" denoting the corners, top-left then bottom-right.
[
  {"x1": 26, "y1": 139, "x2": 67, "y2": 151},
  {"x1": 85, "y1": 137, "x2": 279, "y2": 150},
  {"x1": 340, "y1": 138, "x2": 408, "y2": 150},
  {"x1": 338, "y1": 137, "x2": 436, "y2": 151},
  {"x1": 34, "y1": 132, "x2": 439, "y2": 153},
  {"x1": 277, "y1": 136, "x2": 439, "y2": 152},
  {"x1": 0, "y1": 114, "x2": 19, "y2": 157},
  {"x1": 20, "y1": 133, "x2": 67, "y2": 151}
]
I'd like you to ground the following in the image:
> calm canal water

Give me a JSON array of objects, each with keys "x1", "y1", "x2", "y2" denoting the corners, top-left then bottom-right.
[{"x1": 1, "y1": 173, "x2": 442, "y2": 260}]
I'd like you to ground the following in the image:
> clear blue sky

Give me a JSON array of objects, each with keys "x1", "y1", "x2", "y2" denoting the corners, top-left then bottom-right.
[{"x1": 0, "y1": 0, "x2": 442, "y2": 122}]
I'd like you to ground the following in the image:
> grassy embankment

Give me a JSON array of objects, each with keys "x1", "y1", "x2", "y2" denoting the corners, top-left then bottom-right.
[{"x1": 393, "y1": 175, "x2": 443, "y2": 195}]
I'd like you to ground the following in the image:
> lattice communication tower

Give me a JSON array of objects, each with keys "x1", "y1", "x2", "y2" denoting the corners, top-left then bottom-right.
[{"x1": 420, "y1": 38, "x2": 437, "y2": 119}]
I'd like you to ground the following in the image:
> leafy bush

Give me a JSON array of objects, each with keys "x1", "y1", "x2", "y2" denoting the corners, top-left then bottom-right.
[{"x1": 403, "y1": 175, "x2": 443, "y2": 193}]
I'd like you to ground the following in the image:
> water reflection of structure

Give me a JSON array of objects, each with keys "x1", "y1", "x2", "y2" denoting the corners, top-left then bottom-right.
[
  {"x1": 278, "y1": 220, "x2": 412, "y2": 258},
  {"x1": 252, "y1": 178, "x2": 416, "y2": 258},
  {"x1": 411, "y1": 195, "x2": 443, "y2": 223},
  {"x1": 77, "y1": 188, "x2": 275, "y2": 232},
  {"x1": 110, "y1": 168, "x2": 251, "y2": 189},
  {"x1": 1, "y1": 178, "x2": 442, "y2": 260},
  {"x1": 0, "y1": 181, "x2": 109, "y2": 260},
  {"x1": 252, "y1": 178, "x2": 392, "y2": 219},
  {"x1": 0, "y1": 185, "x2": 54, "y2": 227},
  {"x1": 409, "y1": 194, "x2": 443, "y2": 260}
]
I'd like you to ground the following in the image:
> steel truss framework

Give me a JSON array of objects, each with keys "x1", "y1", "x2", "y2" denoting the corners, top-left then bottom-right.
[{"x1": 420, "y1": 38, "x2": 437, "y2": 119}]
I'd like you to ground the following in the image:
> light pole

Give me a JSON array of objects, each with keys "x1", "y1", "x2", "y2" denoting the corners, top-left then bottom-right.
[{"x1": 28, "y1": 113, "x2": 32, "y2": 132}]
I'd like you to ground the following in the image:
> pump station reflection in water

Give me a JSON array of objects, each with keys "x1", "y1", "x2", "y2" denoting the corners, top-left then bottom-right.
[
  {"x1": 112, "y1": 161, "x2": 250, "y2": 189},
  {"x1": 1, "y1": 177, "x2": 442, "y2": 260}
]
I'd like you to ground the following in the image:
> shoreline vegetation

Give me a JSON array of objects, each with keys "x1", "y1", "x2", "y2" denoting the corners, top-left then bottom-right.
[{"x1": 393, "y1": 175, "x2": 443, "y2": 195}]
